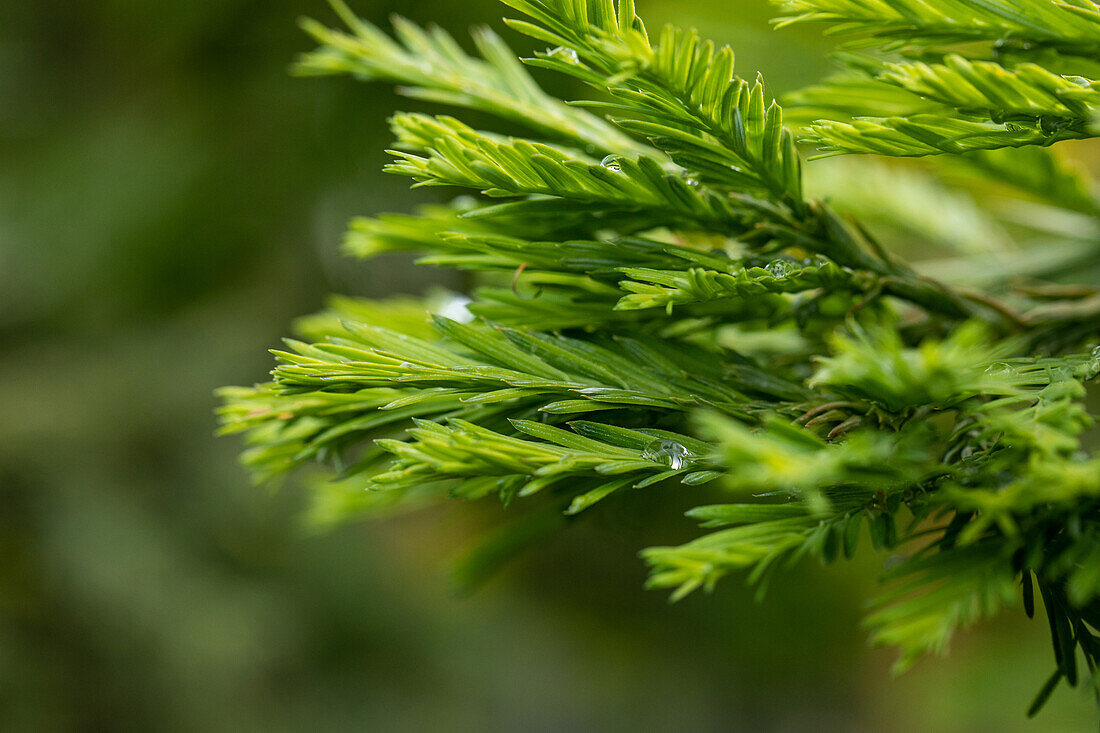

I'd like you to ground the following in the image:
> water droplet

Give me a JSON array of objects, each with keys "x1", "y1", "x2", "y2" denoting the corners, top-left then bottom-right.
[
  {"x1": 601, "y1": 155, "x2": 622, "y2": 172},
  {"x1": 765, "y1": 259, "x2": 796, "y2": 278},
  {"x1": 684, "y1": 176, "x2": 699, "y2": 187},
  {"x1": 1079, "y1": 346, "x2": 1100, "y2": 380},
  {"x1": 399, "y1": 361, "x2": 416, "y2": 369},
  {"x1": 642, "y1": 439, "x2": 693, "y2": 470},
  {"x1": 547, "y1": 46, "x2": 579, "y2": 62},
  {"x1": 984, "y1": 362, "x2": 1010, "y2": 375},
  {"x1": 435, "y1": 294, "x2": 474, "y2": 323},
  {"x1": 1039, "y1": 115, "x2": 1070, "y2": 134},
  {"x1": 993, "y1": 38, "x2": 1033, "y2": 56}
]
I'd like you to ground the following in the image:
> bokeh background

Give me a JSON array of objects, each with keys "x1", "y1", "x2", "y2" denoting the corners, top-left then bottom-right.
[{"x1": 1, "y1": 1, "x2": 1096, "y2": 730}]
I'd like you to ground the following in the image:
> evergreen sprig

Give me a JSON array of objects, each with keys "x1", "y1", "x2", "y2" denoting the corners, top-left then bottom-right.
[
  {"x1": 779, "y1": 0, "x2": 1100, "y2": 158},
  {"x1": 801, "y1": 56, "x2": 1100, "y2": 156},
  {"x1": 221, "y1": 0, "x2": 1100, "y2": 716},
  {"x1": 773, "y1": 0, "x2": 1100, "y2": 56},
  {"x1": 297, "y1": 1, "x2": 643, "y2": 153}
]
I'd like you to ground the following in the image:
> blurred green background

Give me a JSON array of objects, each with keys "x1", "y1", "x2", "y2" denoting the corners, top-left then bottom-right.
[{"x1": 0, "y1": 1, "x2": 1095, "y2": 730}]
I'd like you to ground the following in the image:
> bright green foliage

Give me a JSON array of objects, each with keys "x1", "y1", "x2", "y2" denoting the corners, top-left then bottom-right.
[
  {"x1": 221, "y1": 0, "x2": 1100, "y2": 716},
  {"x1": 773, "y1": 0, "x2": 1100, "y2": 55},
  {"x1": 616, "y1": 257, "x2": 877, "y2": 311},
  {"x1": 803, "y1": 56, "x2": 1100, "y2": 156},
  {"x1": 386, "y1": 113, "x2": 749, "y2": 228},
  {"x1": 296, "y1": 4, "x2": 641, "y2": 153},
  {"x1": 776, "y1": 0, "x2": 1100, "y2": 157}
]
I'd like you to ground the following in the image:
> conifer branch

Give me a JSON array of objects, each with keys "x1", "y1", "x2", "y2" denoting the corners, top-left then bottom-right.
[
  {"x1": 803, "y1": 56, "x2": 1100, "y2": 156},
  {"x1": 297, "y1": 0, "x2": 645, "y2": 154},
  {"x1": 221, "y1": 0, "x2": 1100, "y2": 714},
  {"x1": 773, "y1": 0, "x2": 1100, "y2": 57}
]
